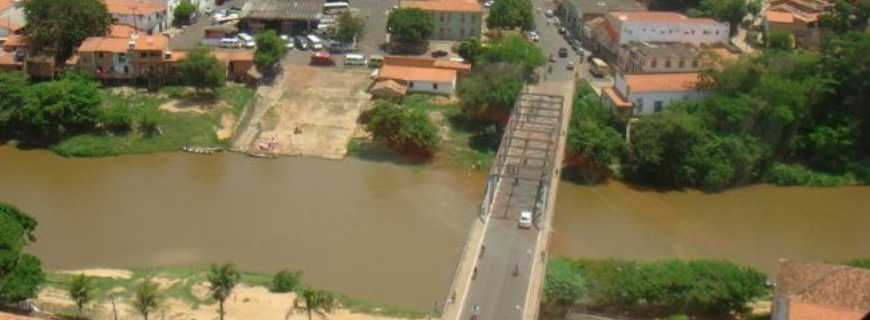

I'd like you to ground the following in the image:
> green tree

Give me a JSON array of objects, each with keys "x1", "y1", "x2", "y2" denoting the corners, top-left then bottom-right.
[
  {"x1": 480, "y1": 34, "x2": 545, "y2": 75},
  {"x1": 568, "y1": 121, "x2": 627, "y2": 168},
  {"x1": 23, "y1": 0, "x2": 112, "y2": 62},
  {"x1": 101, "y1": 104, "x2": 133, "y2": 133},
  {"x1": 457, "y1": 38, "x2": 484, "y2": 64},
  {"x1": 271, "y1": 269, "x2": 303, "y2": 293},
  {"x1": 544, "y1": 259, "x2": 586, "y2": 306},
  {"x1": 207, "y1": 263, "x2": 241, "y2": 320},
  {"x1": 487, "y1": 0, "x2": 534, "y2": 31},
  {"x1": 747, "y1": 0, "x2": 763, "y2": 18},
  {"x1": 846, "y1": 259, "x2": 870, "y2": 269},
  {"x1": 15, "y1": 74, "x2": 102, "y2": 142},
  {"x1": 0, "y1": 202, "x2": 45, "y2": 305},
  {"x1": 335, "y1": 11, "x2": 365, "y2": 43},
  {"x1": 387, "y1": 8, "x2": 434, "y2": 43},
  {"x1": 140, "y1": 108, "x2": 161, "y2": 137},
  {"x1": 173, "y1": 0, "x2": 197, "y2": 26},
  {"x1": 457, "y1": 63, "x2": 524, "y2": 118},
  {"x1": 292, "y1": 288, "x2": 336, "y2": 320},
  {"x1": 767, "y1": 31, "x2": 793, "y2": 50},
  {"x1": 132, "y1": 279, "x2": 161, "y2": 320},
  {"x1": 698, "y1": 0, "x2": 747, "y2": 35},
  {"x1": 254, "y1": 30, "x2": 288, "y2": 73},
  {"x1": 177, "y1": 47, "x2": 226, "y2": 94},
  {"x1": 365, "y1": 103, "x2": 440, "y2": 156},
  {"x1": 0, "y1": 72, "x2": 29, "y2": 135},
  {"x1": 68, "y1": 274, "x2": 93, "y2": 317}
]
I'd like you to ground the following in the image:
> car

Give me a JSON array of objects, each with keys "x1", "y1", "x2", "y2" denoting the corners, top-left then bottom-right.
[
  {"x1": 558, "y1": 47, "x2": 568, "y2": 58},
  {"x1": 431, "y1": 50, "x2": 449, "y2": 58},
  {"x1": 548, "y1": 53, "x2": 556, "y2": 62},
  {"x1": 295, "y1": 36, "x2": 309, "y2": 50},
  {"x1": 567, "y1": 60, "x2": 575, "y2": 70},
  {"x1": 527, "y1": 31, "x2": 540, "y2": 42},
  {"x1": 484, "y1": 0, "x2": 493, "y2": 7},
  {"x1": 571, "y1": 42, "x2": 582, "y2": 53},
  {"x1": 558, "y1": 27, "x2": 567, "y2": 34},
  {"x1": 204, "y1": 6, "x2": 215, "y2": 14},
  {"x1": 518, "y1": 211, "x2": 533, "y2": 229},
  {"x1": 545, "y1": 9, "x2": 554, "y2": 17}
]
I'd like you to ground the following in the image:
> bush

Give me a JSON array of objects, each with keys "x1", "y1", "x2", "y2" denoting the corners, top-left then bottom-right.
[
  {"x1": 544, "y1": 259, "x2": 586, "y2": 306},
  {"x1": 140, "y1": 108, "x2": 161, "y2": 136},
  {"x1": 765, "y1": 162, "x2": 857, "y2": 186},
  {"x1": 845, "y1": 259, "x2": 870, "y2": 270},
  {"x1": 457, "y1": 63, "x2": 523, "y2": 119},
  {"x1": 173, "y1": 0, "x2": 196, "y2": 26},
  {"x1": 365, "y1": 102, "x2": 439, "y2": 157},
  {"x1": 271, "y1": 269, "x2": 302, "y2": 293},
  {"x1": 101, "y1": 104, "x2": 133, "y2": 133}
]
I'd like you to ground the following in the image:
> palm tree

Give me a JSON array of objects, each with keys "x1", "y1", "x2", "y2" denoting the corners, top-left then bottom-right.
[
  {"x1": 207, "y1": 263, "x2": 241, "y2": 320},
  {"x1": 289, "y1": 288, "x2": 336, "y2": 320},
  {"x1": 131, "y1": 279, "x2": 161, "y2": 320},
  {"x1": 68, "y1": 273, "x2": 92, "y2": 318}
]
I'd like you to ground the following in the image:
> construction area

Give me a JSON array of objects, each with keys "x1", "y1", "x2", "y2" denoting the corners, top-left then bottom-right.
[{"x1": 232, "y1": 63, "x2": 373, "y2": 159}]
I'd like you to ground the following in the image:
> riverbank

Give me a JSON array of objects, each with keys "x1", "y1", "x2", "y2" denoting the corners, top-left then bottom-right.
[
  {"x1": 36, "y1": 267, "x2": 426, "y2": 320},
  {"x1": 46, "y1": 86, "x2": 253, "y2": 158}
]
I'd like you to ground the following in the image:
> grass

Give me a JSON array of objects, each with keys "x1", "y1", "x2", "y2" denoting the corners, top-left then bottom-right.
[
  {"x1": 50, "y1": 86, "x2": 254, "y2": 157},
  {"x1": 43, "y1": 267, "x2": 428, "y2": 319}
]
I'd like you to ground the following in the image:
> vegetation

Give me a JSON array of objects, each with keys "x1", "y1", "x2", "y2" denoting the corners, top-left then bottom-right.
[
  {"x1": 0, "y1": 202, "x2": 46, "y2": 305},
  {"x1": 364, "y1": 102, "x2": 440, "y2": 157},
  {"x1": 207, "y1": 263, "x2": 241, "y2": 320},
  {"x1": 9, "y1": 73, "x2": 103, "y2": 144},
  {"x1": 177, "y1": 47, "x2": 227, "y2": 94},
  {"x1": 293, "y1": 288, "x2": 336, "y2": 320},
  {"x1": 487, "y1": 0, "x2": 535, "y2": 31},
  {"x1": 173, "y1": 0, "x2": 197, "y2": 26},
  {"x1": 697, "y1": 0, "x2": 746, "y2": 35},
  {"x1": 254, "y1": 30, "x2": 288, "y2": 73},
  {"x1": 68, "y1": 274, "x2": 93, "y2": 317},
  {"x1": 22, "y1": 0, "x2": 112, "y2": 63},
  {"x1": 457, "y1": 38, "x2": 484, "y2": 64},
  {"x1": 479, "y1": 34, "x2": 546, "y2": 75},
  {"x1": 767, "y1": 31, "x2": 794, "y2": 50},
  {"x1": 544, "y1": 258, "x2": 768, "y2": 318},
  {"x1": 566, "y1": 82, "x2": 627, "y2": 175},
  {"x1": 271, "y1": 269, "x2": 303, "y2": 293},
  {"x1": 132, "y1": 279, "x2": 161, "y2": 320},
  {"x1": 387, "y1": 8, "x2": 434, "y2": 43},
  {"x1": 819, "y1": 0, "x2": 870, "y2": 33},
  {"x1": 457, "y1": 63, "x2": 524, "y2": 119},
  {"x1": 335, "y1": 11, "x2": 366, "y2": 43},
  {"x1": 846, "y1": 259, "x2": 870, "y2": 270}
]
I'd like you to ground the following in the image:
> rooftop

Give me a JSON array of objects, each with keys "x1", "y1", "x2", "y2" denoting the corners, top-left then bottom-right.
[
  {"x1": 77, "y1": 37, "x2": 130, "y2": 53},
  {"x1": 133, "y1": 35, "x2": 168, "y2": 51},
  {"x1": 108, "y1": 24, "x2": 138, "y2": 38},
  {"x1": 563, "y1": 0, "x2": 645, "y2": 16},
  {"x1": 623, "y1": 41, "x2": 699, "y2": 59},
  {"x1": 241, "y1": 0, "x2": 326, "y2": 21},
  {"x1": 378, "y1": 64, "x2": 457, "y2": 83},
  {"x1": 610, "y1": 11, "x2": 723, "y2": 25},
  {"x1": 603, "y1": 87, "x2": 631, "y2": 108},
  {"x1": 383, "y1": 56, "x2": 471, "y2": 72},
  {"x1": 0, "y1": 49, "x2": 21, "y2": 66},
  {"x1": 400, "y1": 0, "x2": 483, "y2": 13},
  {"x1": 103, "y1": 0, "x2": 166, "y2": 16},
  {"x1": 2, "y1": 33, "x2": 27, "y2": 49},
  {"x1": 775, "y1": 260, "x2": 870, "y2": 315},
  {"x1": 625, "y1": 72, "x2": 701, "y2": 93}
]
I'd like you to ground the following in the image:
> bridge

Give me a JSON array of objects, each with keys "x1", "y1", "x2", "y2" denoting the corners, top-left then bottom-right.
[{"x1": 440, "y1": 82, "x2": 574, "y2": 320}]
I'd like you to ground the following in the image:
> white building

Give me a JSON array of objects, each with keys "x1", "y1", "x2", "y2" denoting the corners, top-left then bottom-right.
[
  {"x1": 377, "y1": 64, "x2": 457, "y2": 95},
  {"x1": 589, "y1": 11, "x2": 729, "y2": 60},
  {"x1": 104, "y1": 0, "x2": 168, "y2": 34},
  {"x1": 602, "y1": 72, "x2": 707, "y2": 116}
]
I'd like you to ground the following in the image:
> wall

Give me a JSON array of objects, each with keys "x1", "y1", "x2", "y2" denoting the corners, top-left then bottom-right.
[
  {"x1": 629, "y1": 90, "x2": 706, "y2": 115},
  {"x1": 407, "y1": 79, "x2": 454, "y2": 94},
  {"x1": 430, "y1": 11, "x2": 481, "y2": 40}
]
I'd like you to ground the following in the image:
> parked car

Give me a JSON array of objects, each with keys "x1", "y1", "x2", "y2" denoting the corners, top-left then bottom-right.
[
  {"x1": 548, "y1": 54, "x2": 556, "y2": 62},
  {"x1": 567, "y1": 61, "x2": 575, "y2": 70},
  {"x1": 295, "y1": 36, "x2": 309, "y2": 50},
  {"x1": 219, "y1": 37, "x2": 241, "y2": 48},
  {"x1": 558, "y1": 47, "x2": 568, "y2": 58},
  {"x1": 431, "y1": 50, "x2": 449, "y2": 58},
  {"x1": 280, "y1": 35, "x2": 295, "y2": 49},
  {"x1": 545, "y1": 9, "x2": 554, "y2": 17},
  {"x1": 328, "y1": 42, "x2": 354, "y2": 53},
  {"x1": 310, "y1": 52, "x2": 335, "y2": 66},
  {"x1": 518, "y1": 211, "x2": 533, "y2": 229},
  {"x1": 238, "y1": 33, "x2": 255, "y2": 48},
  {"x1": 307, "y1": 34, "x2": 324, "y2": 50},
  {"x1": 527, "y1": 31, "x2": 540, "y2": 42},
  {"x1": 571, "y1": 42, "x2": 582, "y2": 53}
]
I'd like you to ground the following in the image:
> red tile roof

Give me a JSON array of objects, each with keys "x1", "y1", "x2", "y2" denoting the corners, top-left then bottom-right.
[
  {"x1": 610, "y1": 11, "x2": 722, "y2": 25},
  {"x1": 0, "y1": 19, "x2": 21, "y2": 33},
  {"x1": 77, "y1": 36, "x2": 130, "y2": 53},
  {"x1": 132, "y1": 35, "x2": 168, "y2": 51},
  {"x1": 603, "y1": 87, "x2": 631, "y2": 108},
  {"x1": 766, "y1": 10, "x2": 795, "y2": 23},
  {"x1": 775, "y1": 260, "x2": 870, "y2": 316},
  {"x1": 103, "y1": 0, "x2": 166, "y2": 16},
  {"x1": 401, "y1": 0, "x2": 482, "y2": 13},
  {"x1": 379, "y1": 64, "x2": 457, "y2": 83},
  {"x1": 108, "y1": 24, "x2": 138, "y2": 38},
  {"x1": 2, "y1": 34, "x2": 27, "y2": 49},
  {"x1": 0, "y1": 49, "x2": 21, "y2": 66},
  {"x1": 625, "y1": 72, "x2": 701, "y2": 93},
  {"x1": 383, "y1": 56, "x2": 471, "y2": 72}
]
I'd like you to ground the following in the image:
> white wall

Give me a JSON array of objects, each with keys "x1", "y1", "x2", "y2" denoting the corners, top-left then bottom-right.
[
  {"x1": 612, "y1": 18, "x2": 729, "y2": 45},
  {"x1": 407, "y1": 80, "x2": 455, "y2": 94},
  {"x1": 629, "y1": 90, "x2": 707, "y2": 115},
  {"x1": 112, "y1": 53, "x2": 131, "y2": 75}
]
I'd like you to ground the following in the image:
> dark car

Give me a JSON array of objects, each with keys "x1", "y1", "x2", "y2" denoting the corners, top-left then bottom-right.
[
  {"x1": 558, "y1": 47, "x2": 568, "y2": 58},
  {"x1": 431, "y1": 50, "x2": 449, "y2": 58},
  {"x1": 294, "y1": 36, "x2": 309, "y2": 50}
]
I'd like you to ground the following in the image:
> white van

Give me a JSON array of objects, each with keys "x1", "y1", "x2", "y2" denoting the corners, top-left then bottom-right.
[
  {"x1": 323, "y1": 2, "x2": 349, "y2": 12},
  {"x1": 344, "y1": 54, "x2": 366, "y2": 66},
  {"x1": 238, "y1": 33, "x2": 255, "y2": 48},
  {"x1": 518, "y1": 211, "x2": 533, "y2": 229},
  {"x1": 306, "y1": 34, "x2": 323, "y2": 50},
  {"x1": 220, "y1": 37, "x2": 241, "y2": 48}
]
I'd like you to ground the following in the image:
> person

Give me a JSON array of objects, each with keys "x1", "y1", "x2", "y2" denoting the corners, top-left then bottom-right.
[{"x1": 513, "y1": 264, "x2": 519, "y2": 277}]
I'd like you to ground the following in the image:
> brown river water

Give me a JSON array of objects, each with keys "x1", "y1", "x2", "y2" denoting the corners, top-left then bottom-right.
[{"x1": 1, "y1": 147, "x2": 869, "y2": 309}]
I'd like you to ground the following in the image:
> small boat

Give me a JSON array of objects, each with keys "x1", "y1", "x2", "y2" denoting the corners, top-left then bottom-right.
[{"x1": 182, "y1": 146, "x2": 223, "y2": 155}]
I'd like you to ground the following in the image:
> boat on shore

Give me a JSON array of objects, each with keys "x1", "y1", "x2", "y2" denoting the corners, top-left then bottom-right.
[{"x1": 182, "y1": 146, "x2": 223, "y2": 155}]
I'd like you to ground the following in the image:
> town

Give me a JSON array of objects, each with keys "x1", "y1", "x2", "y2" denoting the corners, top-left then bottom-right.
[{"x1": 0, "y1": 0, "x2": 868, "y2": 319}]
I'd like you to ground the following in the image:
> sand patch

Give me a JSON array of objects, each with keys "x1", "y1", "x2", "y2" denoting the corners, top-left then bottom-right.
[
  {"x1": 59, "y1": 268, "x2": 132, "y2": 279},
  {"x1": 216, "y1": 113, "x2": 237, "y2": 141},
  {"x1": 152, "y1": 277, "x2": 180, "y2": 290},
  {"x1": 159, "y1": 99, "x2": 230, "y2": 114}
]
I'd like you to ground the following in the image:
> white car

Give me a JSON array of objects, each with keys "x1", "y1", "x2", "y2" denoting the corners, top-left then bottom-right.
[
  {"x1": 484, "y1": 1, "x2": 493, "y2": 7},
  {"x1": 518, "y1": 211, "x2": 533, "y2": 229},
  {"x1": 280, "y1": 35, "x2": 295, "y2": 49},
  {"x1": 545, "y1": 9, "x2": 554, "y2": 17},
  {"x1": 527, "y1": 31, "x2": 540, "y2": 42}
]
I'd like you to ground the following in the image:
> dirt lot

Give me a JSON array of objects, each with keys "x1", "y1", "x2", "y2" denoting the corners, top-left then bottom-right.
[{"x1": 233, "y1": 64, "x2": 373, "y2": 159}]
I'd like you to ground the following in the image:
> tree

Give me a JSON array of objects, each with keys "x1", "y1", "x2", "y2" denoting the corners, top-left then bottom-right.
[
  {"x1": 457, "y1": 63, "x2": 524, "y2": 118},
  {"x1": 0, "y1": 202, "x2": 45, "y2": 305},
  {"x1": 23, "y1": 0, "x2": 112, "y2": 62},
  {"x1": 767, "y1": 31, "x2": 793, "y2": 50},
  {"x1": 480, "y1": 34, "x2": 545, "y2": 75},
  {"x1": 698, "y1": 0, "x2": 747, "y2": 35},
  {"x1": 487, "y1": 0, "x2": 535, "y2": 31},
  {"x1": 544, "y1": 259, "x2": 586, "y2": 307},
  {"x1": 568, "y1": 121, "x2": 627, "y2": 167},
  {"x1": 207, "y1": 263, "x2": 241, "y2": 320},
  {"x1": 15, "y1": 73, "x2": 103, "y2": 142},
  {"x1": 846, "y1": 259, "x2": 870, "y2": 269},
  {"x1": 364, "y1": 103, "x2": 440, "y2": 157},
  {"x1": 292, "y1": 288, "x2": 336, "y2": 320},
  {"x1": 132, "y1": 279, "x2": 161, "y2": 320},
  {"x1": 335, "y1": 11, "x2": 365, "y2": 43},
  {"x1": 272, "y1": 269, "x2": 303, "y2": 293},
  {"x1": 387, "y1": 8, "x2": 434, "y2": 43},
  {"x1": 101, "y1": 104, "x2": 133, "y2": 133},
  {"x1": 68, "y1": 274, "x2": 93, "y2": 317},
  {"x1": 176, "y1": 47, "x2": 226, "y2": 94},
  {"x1": 173, "y1": 0, "x2": 197, "y2": 26},
  {"x1": 0, "y1": 72, "x2": 28, "y2": 136},
  {"x1": 254, "y1": 30, "x2": 288, "y2": 73},
  {"x1": 457, "y1": 38, "x2": 484, "y2": 64},
  {"x1": 747, "y1": 0, "x2": 763, "y2": 18}
]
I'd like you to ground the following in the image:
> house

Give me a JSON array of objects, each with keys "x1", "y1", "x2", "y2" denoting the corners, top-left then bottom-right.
[
  {"x1": 588, "y1": 11, "x2": 729, "y2": 61},
  {"x1": 772, "y1": 259, "x2": 870, "y2": 320},
  {"x1": 202, "y1": 25, "x2": 238, "y2": 46},
  {"x1": 103, "y1": 0, "x2": 168, "y2": 34},
  {"x1": 75, "y1": 36, "x2": 135, "y2": 79},
  {"x1": 382, "y1": 56, "x2": 471, "y2": 76},
  {"x1": 614, "y1": 42, "x2": 739, "y2": 74},
  {"x1": 399, "y1": 0, "x2": 482, "y2": 41},
  {"x1": 377, "y1": 64, "x2": 457, "y2": 94},
  {"x1": 108, "y1": 24, "x2": 139, "y2": 39},
  {"x1": 602, "y1": 72, "x2": 706, "y2": 116},
  {"x1": 0, "y1": 48, "x2": 22, "y2": 72},
  {"x1": 240, "y1": 0, "x2": 326, "y2": 35},
  {"x1": 763, "y1": 0, "x2": 830, "y2": 48},
  {"x1": 555, "y1": 0, "x2": 645, "y2": 42}
]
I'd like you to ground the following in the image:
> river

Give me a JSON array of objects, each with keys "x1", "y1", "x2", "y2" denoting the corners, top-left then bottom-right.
[{"x1": 1, "y1": 147, "x2": 869, "y2": 310}]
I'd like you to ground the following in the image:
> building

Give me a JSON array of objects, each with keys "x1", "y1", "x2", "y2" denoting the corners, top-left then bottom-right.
[
  {"x1": 104, "y1": 0, "x2": 168, "y2": 34},
  {"x1": 555, "y1": 0, "x2": 645, "y2": 41},
  {"x1": 763, "y1": 0, "x2": 830, "y2": 48},
  {"x1": 202, "y1": 25, "x2": 238, "y2": 46},
  {"x1": 240, "y1": 0, "x2": 326, "y2": 35},
  {"x1": 399, "y1": 0, "x2": 482, "y2": 41},
  {"x1": 373, "y1": 57, "x2": 470, "y2": 95},
  {"x1": 588, "y1": 11, "x2": 729, "y2": 61},
  {"x1": 602, "y1": 72, "x2": 706, "y2": 116},
  {"x1": 75, "y1": 36, "x2": 135, "y2": 79},
  {"x1": 614, "y1": 41, "x2": 738, "y2": 73},
  {"x1": 382, "y1": 56, "x2": 471, "y2": 76},
  {"x1": 772, "y1": 260, "x2": 870, "y2": 320}
]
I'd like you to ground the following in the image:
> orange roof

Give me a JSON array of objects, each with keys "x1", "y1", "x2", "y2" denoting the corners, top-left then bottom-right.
[
  {"x1": 766, "y1": 10, "x2": 795, "y2": 23},
  {"x1": 133, "y1": 35, "x2": 168, "y2": 51},
  {"x1": 603, "y1": 87, "x2": 631, "y2": 108},
  {"x1": 108, "y1": 24, "x2": 138, "y2": 38},
  {"x1": 384, "y1": 56, "x2": 471, "y2": 71},
  {"x1": 0, "y1": 0, "x2": 13, "y2": 12},
  {"x1": 401, "y1": 0, "x2": 482, "y2": 13},
  {"x1": 77, "y1": 37, "x2": 130, "y2": 53},
  {"x1": 379, "y1": 64, "x2": 457, "y2": 83},
  {"x1": 103, "y1": 0, "x2": 166, "y2": 16},
  {"x1": 0, "y1": 19, "x2": 21, "y2": 33},
  {"x1": 213, "y1": 50, "x2": 254, "y2": 62},
  {"x1": 610, "y1": 11, "x2": 722, "y2": 25},
  {"x1": 0, "y1": 50, "x2": 20, "y2": 66},
  {"x1": 2, "y1": 34, "x2": 28, "y2": 49},
  {"x1": 625, "y1": 73, "x2": 701, "y2": 93}
]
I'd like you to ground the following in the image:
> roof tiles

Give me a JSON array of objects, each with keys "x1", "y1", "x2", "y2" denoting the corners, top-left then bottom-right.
[
  {"x1": 378, "y1": 64, "x2": 457, "y2": 83},
  {"x1": 401, "y1": 0, "x2": 482, "y2": 13},
  {"x1": 625, "y1": 72, "x2": 701, "y2": 93}
]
